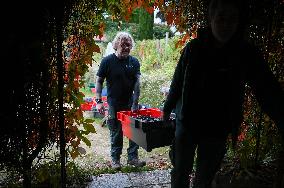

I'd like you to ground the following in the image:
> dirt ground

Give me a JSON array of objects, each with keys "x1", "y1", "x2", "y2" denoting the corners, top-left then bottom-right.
[{"x1": 73, "y1": 112, "x2": 172, "y2": 171}]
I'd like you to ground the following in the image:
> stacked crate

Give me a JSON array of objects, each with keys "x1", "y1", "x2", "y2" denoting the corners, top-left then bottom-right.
[{"x1": 117, "y1": 108, "x2": 175, "y2": 152}]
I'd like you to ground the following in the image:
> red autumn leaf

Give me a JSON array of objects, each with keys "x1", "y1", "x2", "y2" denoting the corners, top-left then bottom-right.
[
  {"x1": 93, "y1": 43, "x2": 100, "y2": 53},
  {"x1": 182, "y1": 32, "x2": 190, "y2": 42},
  {"x1": 175, "y1": 40, "x2": 181, "y2": 49},
  {"x1": 146, "y1": 7, "x2": 154, "y2": 14},
  {"x1": 99, "y1": 22, "x2": 105, "y2": 35},
  {"x1": 124, "y1": 14, "x2": 130, "y2": 21},
  {"x1": 74, "y1": 80, "x2": 80, "y2": 89},
  {"x1": 154, "y1": 0, "x2": 164, "y2": 8},
  {"x1": 132, "y1": 1, "x2": 138, "y2": 9},
  {"x1": 165, "y1": 11, "x2": 174, "y2": 25},
  {"x1": 127, "y1": 7, "x2": 132, "y2": 14},
  {"x1": 123, "y1": 0, "x2": 130, "y2": 4},
  {"x1": 137, "y1": 0, "x2": 143, "y2": 7},
  {"x1": 191, "y1": 32, "x2": 197, "y2": 39}
]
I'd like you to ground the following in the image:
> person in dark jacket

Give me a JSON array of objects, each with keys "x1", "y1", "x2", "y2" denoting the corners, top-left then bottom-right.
[
  {"x1": 163, "y1": 0, "x2": 284, "y2": 187},
  {"x1": 96, "y1": 31, "x2": 146, "y2": 170}
]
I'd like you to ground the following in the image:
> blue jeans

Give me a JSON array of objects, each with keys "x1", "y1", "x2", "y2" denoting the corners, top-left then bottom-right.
[
  {"x1": 171, "y1": 119, "x2": 228, "y2": 188},
  {"x1": 107, "y1": 105, "x2": 139, "y2": 161}
]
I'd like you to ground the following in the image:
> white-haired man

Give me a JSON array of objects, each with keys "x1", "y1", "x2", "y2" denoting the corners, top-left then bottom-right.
[{"x1": 95, "y1": 32, "x2": 146, "y2": 169}]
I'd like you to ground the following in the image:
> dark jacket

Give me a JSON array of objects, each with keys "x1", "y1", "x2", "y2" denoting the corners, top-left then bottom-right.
[
  {"x1": 97, "y1": 54, "x2": 141, "y2": 107},
  {"x1": 164, "y1": 29, "x2": 284, "y2": 140}
]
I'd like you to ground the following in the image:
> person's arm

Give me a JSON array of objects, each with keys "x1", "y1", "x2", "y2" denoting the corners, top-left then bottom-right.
[
  {"x1": 95, "y1": 57, "x2": 107, "y2": 114},
  {"x1": 131, "y1": 74, "x2": 140, "y2": 111},
  {"x1": 95, "y1": 76, "x2": 104, "y2": 100},
  {"x1": 95, "y1": 76, "x2": 105, "y2": 114},
  {"x1": 163, "y1": 42, "x2": 191, "y2": 120},
  {"x1": 246, "y1": 45, "x2": 284, "y2": 136}
]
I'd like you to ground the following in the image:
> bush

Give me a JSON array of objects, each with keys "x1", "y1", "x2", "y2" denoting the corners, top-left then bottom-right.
[
  {"x1": 153, "y1": 24, "x2": 174, "y2": 39},
  {"x1": 131, "y1": 37, "x2": 183, "y2": 107}
]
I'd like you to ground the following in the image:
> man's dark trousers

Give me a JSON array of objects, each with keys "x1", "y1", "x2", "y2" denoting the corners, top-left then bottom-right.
[
  {"x1": 171, "y1": 119, "x2": 228, "y2": 188},
  {"x1": 107, "y1": 104, "x2": 139, "y2": 162}
]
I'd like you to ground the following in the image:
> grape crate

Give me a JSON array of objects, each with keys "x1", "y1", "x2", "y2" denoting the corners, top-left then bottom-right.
[{"x1": 117, "y1": 108, "x2": 175, "y2": 152}]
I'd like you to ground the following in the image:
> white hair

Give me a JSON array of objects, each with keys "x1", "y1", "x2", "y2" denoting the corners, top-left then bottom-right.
[{"x1": 112, "y1": 31, "x2": 135, "y2": 51}]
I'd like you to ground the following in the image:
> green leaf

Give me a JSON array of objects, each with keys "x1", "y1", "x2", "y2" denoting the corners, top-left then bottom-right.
[
  {"x1": 85, "y1": 118, "x2": 95, "y2": 123},
  {"x1": 83, "y1": 122, "x2": 96, "y2": 133},
  {"x1": 81, "y1": 136, "x2": 92, "y2": 147}
]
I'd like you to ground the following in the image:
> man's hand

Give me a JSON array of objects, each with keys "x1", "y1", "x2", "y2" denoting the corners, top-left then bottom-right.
[
  {"x1": 162, "y1": 111, "x2": 171, "y2": 122},
  {"x1": 96, "y1": 103, "x2": 105, "y2": 114},
  {"x1": 162, "y1": 111, "x2": 175, "y2": 128}
]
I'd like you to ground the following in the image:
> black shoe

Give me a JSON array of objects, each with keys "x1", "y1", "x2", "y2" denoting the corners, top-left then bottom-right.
[
  {"x1": 111, "y1": 160, "x2": 121, "y2": 170},
  {"x1": 127, "y1": 159, "x2": 146, "y2": 167}
]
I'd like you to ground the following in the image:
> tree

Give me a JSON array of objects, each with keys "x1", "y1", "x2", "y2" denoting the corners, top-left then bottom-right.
[
  {"x1": 137, "y1": 8, "x2": 154, "y2": 40},
  {"x1": 0, "y1": 1, "x2": 98, "y2": 187},
  {"x1": 0, "y1": 0, "x2": 154, "y2": 187},
  {"x1": 153, "y1": 24, "x2": 174, "y2": 39}
]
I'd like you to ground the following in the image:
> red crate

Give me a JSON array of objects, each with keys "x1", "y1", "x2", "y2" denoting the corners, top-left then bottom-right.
[
  {"x1": 117, "y1": 108, "x2": 161, "y2": 121},
  {"x1": 80, "y1": 96, "x2": 109, "y2": 112},
  {"x1": 81, "y1": 102, "x2": 94, "y2": 111},
  {"x1": 91, "y1": 88, "x2": 96, "y2": 94},
  {"x1": 117, "y1": 108, "x2": 175, "y2": 152}
]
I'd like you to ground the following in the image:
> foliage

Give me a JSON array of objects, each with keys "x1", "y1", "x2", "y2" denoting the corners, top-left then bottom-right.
[
  {"x1": 1, "y1": 158, "x2": 154, "y2": 187},
  {"x1": 139, "y1": 73, "x2": 168, "y2": 108},
  {"x1": 233, "y1": 86, "x2": 283, "y2": 169},
  {"x1": 103, "y1": 19, "x2": 173, "y2": 43},
  {"x1": 32, "y1": 160, "x2": 92, "y2": 187},
  {"x1": 153, "y1": 24, "x2": 174, "y2": 39},
  {"x1": 155, "y1": 0, "x2": 206, "y2": 44},
  {"x1": 0, "y1": 168, "x2": 22, "y2": 188},
  {"x1": 231, "y1": 0, "x2": 283, "y2": 169},
  {"x1": 104, "y1": 19, "x2": 140, "y2": 42},
  {"x1": 130, "y1": 37, "x2": 183, "y2": 107},
  {"x1": 0, "y1": 2, "x2": 62, "y2": 186},
  {"x1": 137, "y1": 8, "x2": 154, "y2": 40},
  {"x1": 1, "y1": 160, "x2": 91, "y2": 188}
]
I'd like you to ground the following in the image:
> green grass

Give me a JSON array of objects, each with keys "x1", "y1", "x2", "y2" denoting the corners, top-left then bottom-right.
[{"x1": 0, "y1": 159, "x2": 155, "y2": 187}]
